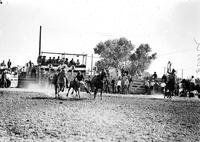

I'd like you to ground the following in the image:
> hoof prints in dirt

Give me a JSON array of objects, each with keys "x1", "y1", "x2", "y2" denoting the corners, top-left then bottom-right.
[{"x1": 0, "y1": 90, "x2": 200, "y2": 141}]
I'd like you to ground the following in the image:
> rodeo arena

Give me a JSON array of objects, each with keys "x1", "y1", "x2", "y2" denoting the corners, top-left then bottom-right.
[{"x1": 0, "y1": 27, "x2": 200, "y2": 142}]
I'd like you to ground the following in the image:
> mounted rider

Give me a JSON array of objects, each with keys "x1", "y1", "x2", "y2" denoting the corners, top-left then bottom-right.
[
  {"x1": 167, "y1": 61, "x2": 176, "y2": 82},
  {"x1": 57, "y1": 67, "x2": 68, "y2": 94},
  {"x1": 164, "y1": 61, "x2": 176, "y2": 98}
]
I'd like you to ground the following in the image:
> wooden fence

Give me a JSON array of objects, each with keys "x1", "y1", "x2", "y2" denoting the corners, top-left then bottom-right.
[{"x1": 129, "y1": 79, "x2": 145, "y2": 94}]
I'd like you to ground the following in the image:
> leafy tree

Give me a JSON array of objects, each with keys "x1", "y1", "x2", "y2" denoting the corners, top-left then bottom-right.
[
  {"x1": 94, "y1": 38, "x2": 157, "y2": 76},
  {"x1": 128, "y1": 44, "x2": 157, "y2": 75},
  {"x1": 94, "y1": 37, "x2": 134, "y2": 72}
]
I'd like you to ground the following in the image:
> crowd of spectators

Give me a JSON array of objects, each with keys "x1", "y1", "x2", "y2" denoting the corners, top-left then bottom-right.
[
  {"x1": 37, "y1": 56, "x2": 83, "y2": 67},
  {"x1": 86, "y1": 71, "x2": 133, "y2": 95},
  {"x1": 0, "y1": 59, "x2": 12, "y2": 69}
]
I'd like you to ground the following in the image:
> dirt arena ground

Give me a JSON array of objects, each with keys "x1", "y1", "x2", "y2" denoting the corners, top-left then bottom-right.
[{"x1": 0, "y1": 88, "x2": 200, "y2": 142}]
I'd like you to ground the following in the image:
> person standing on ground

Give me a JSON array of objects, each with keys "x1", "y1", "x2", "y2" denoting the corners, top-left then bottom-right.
[
  {"x1": 111, "y1": 76, "x2": 116, "y2": 94},
  {"x1": 104, "y1": 76, "x2": 110, "y2": 93},
  {"x1": 190, "y1": 76, "x2": 196, "y2": 91},
  {"x1": 7, "y1": 59, "x2": 11, "y2": 69},
  {"x1": 1, "y1": 70, "x2": 7, "y2": 88},
  {"x1": 117, "y1": 76, "x2": 122, "y2": 94},
  {"x1": 152, "y1": 72, "x2": 157, "y2": 81},
  {"x1": 75, "y1": 71, "x2": 91, "y2": 95}
]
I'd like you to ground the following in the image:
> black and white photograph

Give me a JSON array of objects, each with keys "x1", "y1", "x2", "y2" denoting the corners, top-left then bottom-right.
[{"x1": 0, "y1": 0, "x2": 200, "y2": 141}]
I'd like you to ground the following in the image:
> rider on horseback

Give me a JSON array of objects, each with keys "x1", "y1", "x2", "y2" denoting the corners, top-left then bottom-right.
[{"x1": 165, "y1": 61, "x2": 176, "y2": 98}]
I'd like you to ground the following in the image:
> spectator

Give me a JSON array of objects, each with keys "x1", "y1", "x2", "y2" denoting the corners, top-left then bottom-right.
[
  {"x1": 28, "y1": 60, "x2": 32, "y2": 67},
  {"x1": 123, "y1": 74, "x2": 129, "y2": 94},
  {"x1": 144, "y1": 77, "x2": 150, "y2": 95},
  {"x1": 104, "y1": 76, "x2": 110, "y2": 93},
  {"x1": 64, "y1": 58, "x2": 69, "y2": 66},
  {"x1": 37, "y1": 56, "x2": 42, "y2": 65},
  {"x1": 41, "y1": 56, "x2": 46, "y2": 65},
  {"x1": 117, "y1": 77, "x2": 122, "y2": 94},
  {"x1": 191, "y1": 76, "x2": 195, "y2": 85},
  {"x1": 47, "y1": 57, "x2": 52, "y2": 64},
  {"x1": 56, "y1": 56, "x2": 60, "y2": 65},
  {"x1": 152, "y1": 72, "x2": 157, "y2": 80},
  {"x1": 1, "y1": 70, "x2": 7, "y2": 88},
  {"x1": 0, "y1": 60, "x2": 6, "y2": 67},
  {"x1": 52, "y1": 57, "x2": 56, "y2": 65},
  {"x1": 7, "y1": 59, "x2": 11, "y2": 68},
  {"x1": 111, "y1": 76, "x2": 116, "y2": 93},
  {"x1": 76, "y1": 59, "x2": 80, "y2": 66},
  {"x1": 190, "y1": 76, "x2": 196, "y2": 91},
  {"x1": 128, "y1": 75, "x2": 132, "y2": 94},
  {"x1": 69, "y1": 58, "x2": 76, "y2": 66}
]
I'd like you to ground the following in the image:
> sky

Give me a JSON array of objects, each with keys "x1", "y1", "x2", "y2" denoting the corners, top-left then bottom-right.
[{"x1": 0, "y1": 0, "x2": 200, "y2": 78}]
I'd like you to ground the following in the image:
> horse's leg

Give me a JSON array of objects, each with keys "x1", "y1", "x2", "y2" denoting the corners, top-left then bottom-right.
[
  {"x1": 57, "y1": 84, "x2": 60, "y2": 97},
  {"x1": 164, "y1": 88, "x2": 166, "y2": 99},
  {"x1": 71, "y1": 88, "x2": 74, "y2": 95},
  {"x1": 55, "y1": 84, "x2": 58, "y2": 98},
  {"x1": 100, "y1": 88, "x2": 103, "y2": 100},
  {"x1": 66, "y1": 87, "x2": 71, "y2": 97},
  {"x1": 94, "y1": 88, "x2": 97, "y2": 99},
  {"x1": 78, "y1": 89, "x2": 80, "y2": 98},
  {"x1": 78, "y1": 87, "x2": 80, "y2": 97},
  {"x1": 170, "y1": 91, "x2": 172, "y2": 99}
]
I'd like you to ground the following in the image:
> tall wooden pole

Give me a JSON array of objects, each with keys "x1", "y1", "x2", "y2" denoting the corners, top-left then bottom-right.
[
  {"x1": 38, "y1": 26, "x2": 42, "y2": 84},
  {"x1": 39, "y1": 26, "x2": 42, "y2": 56}
]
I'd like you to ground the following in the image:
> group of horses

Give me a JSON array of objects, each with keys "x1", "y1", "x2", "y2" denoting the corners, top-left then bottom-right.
[
  {"x1": 163, "y1": 75, "x2": 200, "y2": 99},
  {"x1": 51, "y1": 70, "x2": 107, "y2": 100}
]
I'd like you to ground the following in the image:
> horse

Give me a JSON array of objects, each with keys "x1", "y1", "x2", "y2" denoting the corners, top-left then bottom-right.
[
  {"x1": 164, "y1": 73, "x2": 176, "y2": 99},
  {"x1": 90, "y1": 71, "x2": 107, "y2": 100},
  {"x1": 180, "y1": 79, "x2": 200, "y2": 97},
  {"x1": 66, "y1": 79, "x2": 80, "y2": 98},
  {"x1": 56, "y1": 69, "x2": 68, "y2": 96}
]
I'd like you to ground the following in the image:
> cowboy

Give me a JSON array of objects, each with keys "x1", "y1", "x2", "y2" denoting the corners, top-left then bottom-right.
[
  {"x1": 75, "y1": 71, "x2": 91, "y2": 95},
  {"x1": 191, "y1": 76, "x2": 196, "y2": 85},
  {"x1": 190, "y1": 76, "x2": 196, "y2": 91}
]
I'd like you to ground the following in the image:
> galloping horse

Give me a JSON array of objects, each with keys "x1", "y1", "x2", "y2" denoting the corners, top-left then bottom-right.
[{"x1": 91, "y1": 70, "x2": 107, "y2": 100}]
